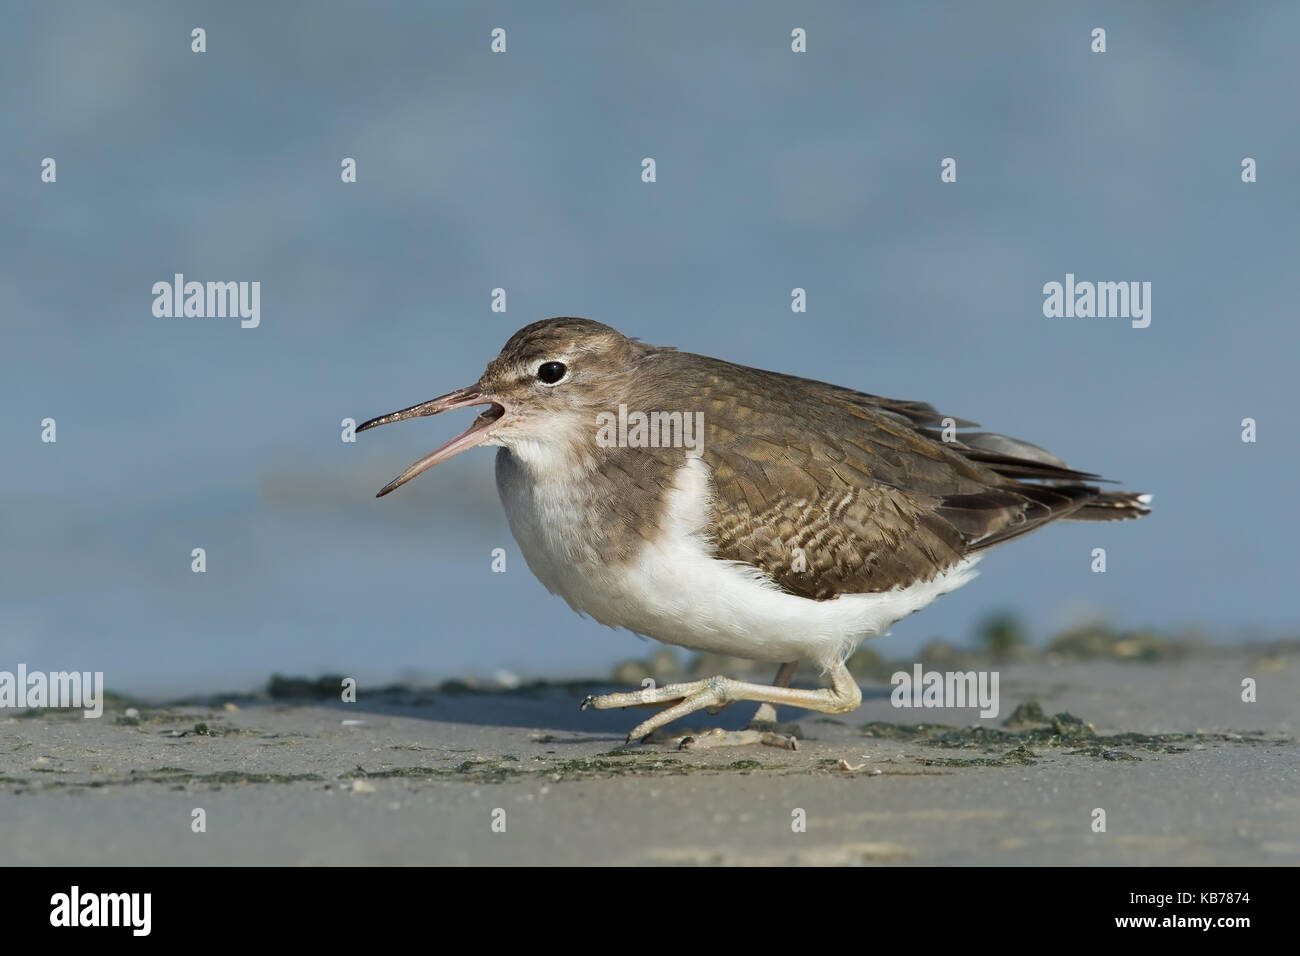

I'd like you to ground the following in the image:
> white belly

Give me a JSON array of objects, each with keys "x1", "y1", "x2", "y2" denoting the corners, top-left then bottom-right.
[{"x1": 496, "y1": 449, "x2": 980, "y2": 669}]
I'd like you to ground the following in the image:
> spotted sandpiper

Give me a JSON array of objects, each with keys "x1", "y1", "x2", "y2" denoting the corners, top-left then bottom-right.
[{"x1": 358, "y1": 318, "x2": 1150, "y2": 748}]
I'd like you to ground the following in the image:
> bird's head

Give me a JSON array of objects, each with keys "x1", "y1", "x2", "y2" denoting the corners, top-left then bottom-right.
[{"x1": 357, "y1": 317, "x2": 639, "y2": 496}]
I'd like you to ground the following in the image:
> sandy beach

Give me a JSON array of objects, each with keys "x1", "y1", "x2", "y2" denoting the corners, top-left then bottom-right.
[{"x1": 1, "y1": 648, "x2": 1295, "y2": 866}]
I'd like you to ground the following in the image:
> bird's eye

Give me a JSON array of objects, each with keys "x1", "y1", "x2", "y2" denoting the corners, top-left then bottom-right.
[{"x1": 537, "y1": 361, "x2": 567, "y2": 385}]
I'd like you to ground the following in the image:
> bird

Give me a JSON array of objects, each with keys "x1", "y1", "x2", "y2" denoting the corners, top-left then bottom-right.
[{"x1": 358, "y1": 317, "x2": 1150, "y2": 749}]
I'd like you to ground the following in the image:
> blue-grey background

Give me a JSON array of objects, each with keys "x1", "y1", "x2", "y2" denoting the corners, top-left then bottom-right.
[{"x1": 3, "y1": 2, "x2": 1296, "y2": 695}]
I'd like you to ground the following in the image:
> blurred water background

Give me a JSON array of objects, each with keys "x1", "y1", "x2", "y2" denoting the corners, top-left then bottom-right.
[{"x1": 2, "y1": 2, "x2": 1297, "y2": 695}]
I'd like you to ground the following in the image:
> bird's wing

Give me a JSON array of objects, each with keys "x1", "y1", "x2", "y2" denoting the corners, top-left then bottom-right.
[{"x1": 666, "y1": 355, "x2": 1135, "y2": 599}]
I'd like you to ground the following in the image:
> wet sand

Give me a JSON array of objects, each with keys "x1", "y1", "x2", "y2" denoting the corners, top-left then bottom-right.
[{"x1": 1, "y1": 651, "x2": 1296, "y2": 865}]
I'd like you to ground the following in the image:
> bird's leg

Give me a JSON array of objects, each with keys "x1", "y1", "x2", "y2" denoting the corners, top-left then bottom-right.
[
  {"x1": 747, "y1": 660, "x2": 798, "y2": 728},
  {"x1": 581, "y1": 659, "x2": 862, "y2": 750}
]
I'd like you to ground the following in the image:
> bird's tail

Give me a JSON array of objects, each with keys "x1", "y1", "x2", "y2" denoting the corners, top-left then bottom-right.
[{"x1": 1066, "y1": 490, "x2": 1152, "y2": 522}]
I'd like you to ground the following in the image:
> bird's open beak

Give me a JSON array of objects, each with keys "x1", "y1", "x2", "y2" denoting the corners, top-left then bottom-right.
[{"x1": 357, "y1": 384, "x2": 506, "y2": 497}]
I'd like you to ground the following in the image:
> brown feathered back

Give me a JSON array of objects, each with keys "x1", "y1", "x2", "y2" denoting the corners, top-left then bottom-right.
[{"x1": 617, "y1": 349, "x2": 1150, "y2": 599}]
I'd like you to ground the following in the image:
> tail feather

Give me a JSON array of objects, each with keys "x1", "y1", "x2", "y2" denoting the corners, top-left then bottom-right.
[{"x1": 1067, "y1": 490, "x2": 1152, "y2": 522}]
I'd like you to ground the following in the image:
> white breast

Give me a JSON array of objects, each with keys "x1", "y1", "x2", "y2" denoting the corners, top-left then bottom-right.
[{"x1": 496, "y1": 450, "x2": 980, "y2": 669}]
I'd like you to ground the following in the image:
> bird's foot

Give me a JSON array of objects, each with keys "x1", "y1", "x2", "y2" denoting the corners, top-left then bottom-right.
[
  {"x1": 581, "y1": 677, "x2": 729, "y2": 742},
  {"x1": 581, "y1": 668, "x2": 860, "y2": 745}
]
